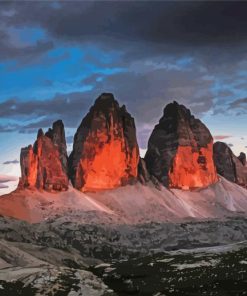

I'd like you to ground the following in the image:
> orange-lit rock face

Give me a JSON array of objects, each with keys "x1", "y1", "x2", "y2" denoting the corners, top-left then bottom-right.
[
  {"x1": 145, "y1": 101, "x2": 218, "y2": 189},
  {"x1": 20, "y1": 121, "x2": 69, "y2": 191},
  {"x1": 20, "y1": 145, "x2": 38, "y2": 187},
  {"x1": 168, "y1": 142, "x2": 218, "y2": 189},
  {"x1": 69, "y1": 93, "x2": 139, "y2": 191}
]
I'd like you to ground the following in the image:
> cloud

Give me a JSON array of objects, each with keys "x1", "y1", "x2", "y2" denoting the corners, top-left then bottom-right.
[
  {"x1": 89, "y1": 66, "x2": 215, "y2": 120},
  {"x1": 0, "y1": 175, "x2": 19, "y2": 193},
  {"x1": 229, "y1": 97, "x2": 247, "y2": 110},
  {"x1": 1, "y1": 1, "x2": 247, "y2": 68},
  {"x1": 6, "y1": 2, "x2": 247, "y2": 48},
  {"x1": 213, "y1": 135, "x2": 232, "y2": 141},
  {"x1": 0, "y1": 124, "x2": 19, "y2": 133},
  {"x1": 3, "y1": 159, "x2": 19, "y2": 165},
  {"x1": 0, "y1": 63, "x2": 216, "y2": 148},
  {"x1": 0, "y1": 1, "x2": 246, "y2": 154},
  {"x1": 0, "y1": 28, "x2": 53, "y2": 62},
  {"x1": 0, "y1": 174, "x2": 18, "y2": 183},
  {"x1": 0, "y1": 92, "x2": 92, "y2": 132},
  {"x1": 0, "y1": 175, "x2": 19, "y2": 189}
]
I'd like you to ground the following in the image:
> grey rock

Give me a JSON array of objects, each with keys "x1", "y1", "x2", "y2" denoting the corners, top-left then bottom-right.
[{"x1": 213, "y1": 142, "x2": 247, "y2": 187}]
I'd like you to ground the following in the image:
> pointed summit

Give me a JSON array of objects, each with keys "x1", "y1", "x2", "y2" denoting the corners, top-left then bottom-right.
[
  {"x1": 37, "y1": 128, "x2": 44, "y2": 139},
  {"x1": 145, "y1": 101, "x2": 218, "y2": 189},
  {"x1": 69, "y1": 93, "x2": 139, "y2": 191}
]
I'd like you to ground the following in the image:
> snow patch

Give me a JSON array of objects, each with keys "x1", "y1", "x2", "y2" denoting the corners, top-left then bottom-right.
[{"x1": 172, "y1": 259, "x2": 219, "y2": 270}]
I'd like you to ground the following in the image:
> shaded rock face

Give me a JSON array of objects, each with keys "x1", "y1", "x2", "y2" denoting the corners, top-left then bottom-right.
[
  {"x1": 238, "y1": 152, "x2": 247, "y2": 166},
  {"x1": 213, "y1": 142, "x2": 247, "y2": 187},
  {"x1": 20, "y1": 120, "x2": 69, "y2": 191},
  {"x1": 138, "y1": 158, "x2": 150, "y2": 184},
  {"x1": 69, "y1": 93, "x2": 139, "y2": 191},
  {"x1": 145, "y1": 102, "x2": 218, "y2": 189}
]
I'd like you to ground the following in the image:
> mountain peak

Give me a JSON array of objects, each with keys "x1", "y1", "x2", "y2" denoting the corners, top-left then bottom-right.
[
  {"x1": 145, "y1": 101, "x2": 218, "y2": 189},
  {"x1": 37, "y1": 128, "x2": 44, "y2": 139},
  {"x1": 69, "y1": 94, "x2": 139, "y2": 192},
  {"x1": 213, "y1": 142, "x2": 247, "y2": 186},
  {"x1": 20, "y1": 120, "x2": 68, "y2": 191},
  {"x1": 94, "y1": 93, "x2": 118, "y2": 108}
]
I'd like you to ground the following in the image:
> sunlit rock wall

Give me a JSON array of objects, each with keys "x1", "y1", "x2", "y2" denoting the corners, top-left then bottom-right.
[
  {"x1": 69, "y1": 93, "x2": 139, "y2": 191},
  {"x1": 145, "y1": 101, "x2": 218, "y2": 190}
]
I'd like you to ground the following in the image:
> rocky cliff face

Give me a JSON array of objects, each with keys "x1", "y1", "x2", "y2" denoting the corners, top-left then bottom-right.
[
  {"x1": 20, "y1": 120, "x2": 69, "y2": 191},
  {"x1": 238, "y1": 152, "x2": 247, "y2": 166},
  {"x1": 213, "y1": 142, "x2": 247, "y2": 187},
  {"x1": 69, "y1": 93, "x2": 139, "y2": 191},
  {"x1": 145, "y1": 101, "x2": 218, "y2": 189}
]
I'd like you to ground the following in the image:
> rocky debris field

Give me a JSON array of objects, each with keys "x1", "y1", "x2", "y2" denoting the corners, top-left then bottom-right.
[
  {"x1": 0, "y1": 216, "x2": 247, "y2": 295},
  {"x1": 92, "y1": 241, "x2": 247, "y2": 295}
]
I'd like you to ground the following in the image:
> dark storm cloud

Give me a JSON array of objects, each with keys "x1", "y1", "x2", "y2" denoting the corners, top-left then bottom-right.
[
  {"x1": 0, "y1": 1, "x2": 246, "y2": 149},
  {"x1": 4, "y1": 2, "x2": 247, "y2": 46},
  {"x1": 1, "y1": 1, "x2": 246, "y2": 95},
  {"x1": 2, "y1": 1, "x2": 247, "y2": 62}
]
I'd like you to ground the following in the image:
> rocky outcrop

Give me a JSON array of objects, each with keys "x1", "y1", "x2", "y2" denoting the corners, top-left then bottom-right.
[
  {"x1": 238, "y1": 152, "x2": 246, "y2": 166},
  {"x1": 20, "y1": 120, "x2": 69, "y2": 191},
  {"x1": 213, "y1": 142, "x2": 247, "y2": 187},
  {"x1": 145, "y1": 101, "x2": 218, "y2": 190},
  {"x1": 69, "y1": 93, "x2": 139, "y2": 191}
]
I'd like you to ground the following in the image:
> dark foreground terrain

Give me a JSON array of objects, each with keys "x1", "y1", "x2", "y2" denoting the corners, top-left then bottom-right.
[
  {"x1": 0, "y1": 216, "x2": 247, "y2": 295},
  {"x1": 92, "y1": 242, "x2": 247, "y2": 296}
]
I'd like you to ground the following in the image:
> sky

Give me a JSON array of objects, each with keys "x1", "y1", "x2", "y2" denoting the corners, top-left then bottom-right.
[{"x1": 0, "y1": 1, "x2": 247, "y2": 194}]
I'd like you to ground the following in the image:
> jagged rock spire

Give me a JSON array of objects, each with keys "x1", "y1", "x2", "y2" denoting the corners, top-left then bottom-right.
[{"x1": 20, "y1": 120, "x2": 69, "y2": 191}]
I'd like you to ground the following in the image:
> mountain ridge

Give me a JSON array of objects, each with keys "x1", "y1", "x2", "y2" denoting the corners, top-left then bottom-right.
[
  {"x1": 1, "y1": 93, "x2": 247, "y2": 225},
  {"x1": 17, "y1": 93, "x2": 246, "y2": 194}
]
